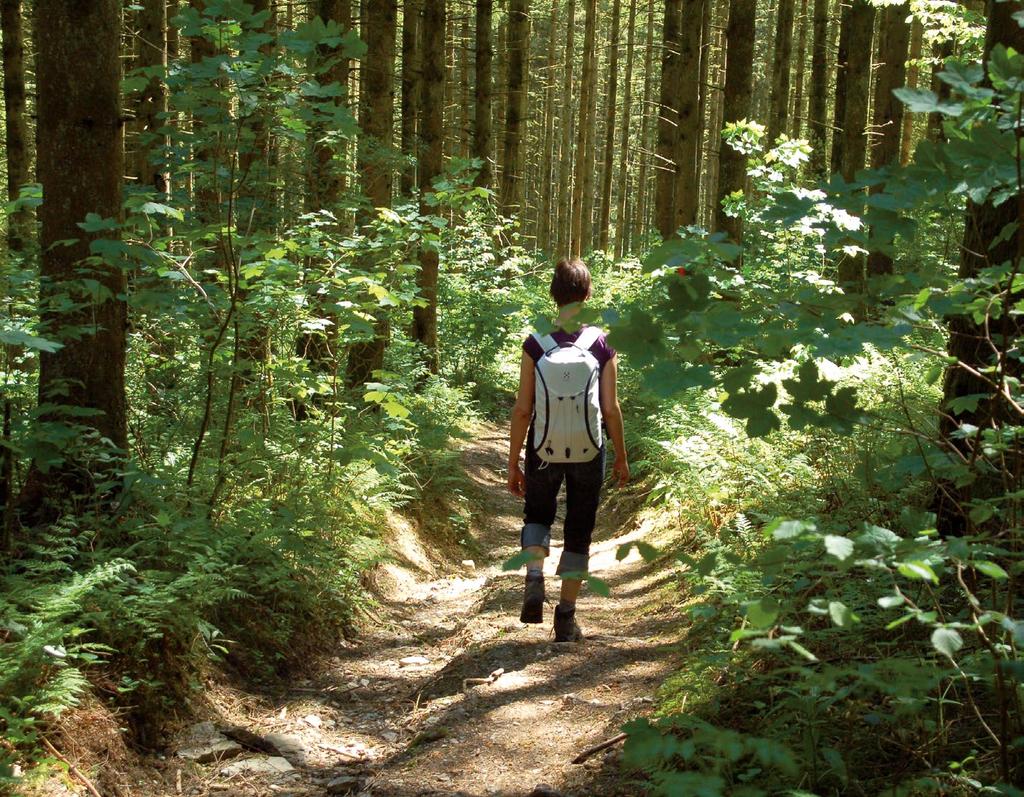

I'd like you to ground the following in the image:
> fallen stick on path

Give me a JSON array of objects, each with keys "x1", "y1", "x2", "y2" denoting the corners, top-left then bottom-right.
[
  {"x1": 40, "y1": 736, "x2": 103, "y2": 797},
  {"x1": 571, "y1": 732, "x2": 628, "y2": 764},
  {"x1": 461, "y1": 667, "x2": 504, "y2": 692}
]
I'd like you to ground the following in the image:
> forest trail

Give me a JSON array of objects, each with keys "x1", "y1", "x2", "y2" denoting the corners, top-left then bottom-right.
[{"x1": 165, "y1": 426, "x2": 682, "y2": 797}]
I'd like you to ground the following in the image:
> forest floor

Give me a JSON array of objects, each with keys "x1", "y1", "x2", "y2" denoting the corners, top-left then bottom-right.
[{"x1": 42, "y1": 425, "x2": 686, "y2": 797}]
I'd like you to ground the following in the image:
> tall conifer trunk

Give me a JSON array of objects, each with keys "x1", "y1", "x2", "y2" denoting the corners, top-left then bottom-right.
[
  {"x1": 865, "y1": 3, "x2": 909, "y2": 277},
  {"x1": 28, "y1": 0, "x2": 126, "y2": 510},
  {"x1": 570, "y1": 0, "x2": 598, "y2": 256},
  {"x1": 500, "y1": 0, "x2": 529, "y2": 217},
  {"x1": 473, "y1": 0, "x2": 493, "y2": 188},
  {"x1": 900, "y1": 18, "x2": 923, "y2": 165},
  {"x1": 767, "y1": 0, "x2": 795, "y2": 144},
  {"x1": 634, "y1": 0, "x2": 657, "y2": 244},
  {"x1": 714, "y1": 0, "x2": 755, "y2": 239},
  {"x1": 807, "y1": 0, "x2": 829, "y2": 175},
  {"x1": 830, "y1": 0, "x2": 851, "y2": 175},
  {"x1": 401, "y1": 0, "x2": 420, "y2": 195},
  {"x1": 412, "y1": 0, "x2": 444, "y2": 371},
  {"x1": 790, "y1": 0, "x2": 808, "y2": 138},
  {"x1": 346, "y1": 0, "x2": 396, "y2": 388},
  {"x1": 655, "y1": 0, "x2": 682, "y2": 238},
  {"x1": 538, "y1": 0, "x2": 560, "y2": 251},
  {"x1": 555, "y1": 0, "x2": 577, "y2": 256},
  {"x1": 598, "y1": 0, "x2": 623, "y2": 252},
  {"x1": 615, "y1": 0, "x2": 639, "y2": 258},
  {"x1": 672, "y1": 0, "x2": 703, "y2": 231},
  {"x1": 134, "y1": 0, "x2": 167, "y2": 190}
]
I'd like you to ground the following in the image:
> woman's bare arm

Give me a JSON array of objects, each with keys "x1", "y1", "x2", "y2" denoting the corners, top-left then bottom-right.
[
  {"x1": 599, "y1": 355, "x2": 629, "y2": 487},
  {"x1": 508, "y1": 352, "x2": 535, "y2": 495}
]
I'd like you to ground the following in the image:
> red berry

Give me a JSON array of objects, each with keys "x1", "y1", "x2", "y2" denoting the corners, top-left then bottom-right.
[{"x1": 676, "y1": 267, "x2": 687, "y2": 277}]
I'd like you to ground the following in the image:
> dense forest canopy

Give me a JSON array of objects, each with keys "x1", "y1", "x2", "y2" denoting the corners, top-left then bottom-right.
[{"x1": 2, "y1": 0, "x2": 1023, "y2": 794}]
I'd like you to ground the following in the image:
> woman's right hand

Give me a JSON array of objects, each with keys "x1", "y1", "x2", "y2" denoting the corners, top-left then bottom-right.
[{"x1": 508, "y1": 462, "x2": 526, "y2": 497}]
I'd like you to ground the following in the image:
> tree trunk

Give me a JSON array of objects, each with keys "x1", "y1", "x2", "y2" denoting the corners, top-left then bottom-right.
[
  {"x1": 346, "y1": 0, "x2": 396, "y2": 388},
  {"x1": 672, "y1": 0, "x2": 703, "y2": 231},
  {"x1": 937, "y1": 0, "x2": 1024, "y2": 551},
  {"x1": 538, "y1": 0, "x2": 560, "y2": 251},
  {"x1": 30, "y1": 0, "x2": 126, "y2": 506},
  {"x1": 865, "y1": 2, "x2": 909, "y2": 277},
  {"x1": 598, "y1": 0, "x2": 623, "y2": 252},
  {"x1": 615, "y1": 0, "x2": 639, "y2": 258},
  {"x1": 767, "y1": 0, "x2": 795, "y2": 145},
  {"x1": 634, "y1": 0, "x2": 657, "y2": 244},
  {"x1": 790, "y1": 0, "x2": 808, "y2": 139},
  {"x1": 134, "y1": 0, "x2": 167, "y2": 190},
  {"x1": 807, "y1": 0, "x2": 829, "y2": 176},
  {"x1": 838, "y1": 0, "x2": 873, "y2": 183},
  {"x1": 900, "y1": 17, "x2": 923, "y2": 165},
  {"x1": 714, "y1": 0, "x2": 755, "y2": 239},
  {"x1": 830, "y1": 0, "x2": 851, "y2": 175},
  {"x1": 460, "y1": 14, "x2": 471, "y2": 159},
  {"x1": 412, "y1": 0, "x2": 444, "y2": 372},
  {"x1": 570, "y1": 0, "x2": 598, "y2": 256},
  {"x1": 655, "y1": 0, "x2": 683, "y2": 238},
  {"x1": 401, "y1": 0, "x2": 420, "y2": 195},
  {"x1": 928, "y1": 35, "x2": 954, "y2": 142},
  {"x1": 555, "y1": 0, "x2": 577, "y2": 256},
  {"x1": 500, "y1": 0, "x2": 529, "y2": 217},
  {"x1": 473, "y1": 0, "x2": 493, "y2": 188}
]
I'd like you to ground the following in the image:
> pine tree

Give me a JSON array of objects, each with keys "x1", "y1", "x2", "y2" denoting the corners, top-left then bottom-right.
[
  {"x1": 714, "y1": 0, "x2": 755, "y2": 240},
  {"x1": 767, "y1": 0, "x2": 796, "y2": 145},
  {"x1": 473, "y1": 0, "x2": 493, "y2": 188},
  {"x1": 655, "y1": 0, "x2": 683, "y2": 238},
  {"x1": 570, "y1": 0, "x2": 598, "y2": 256},
  {"x1": 806, "y1": 0, "x2": 830, "y2": 175},
  {"x1": 500, "y1": 0, "x2": 529, "y2": 216}
]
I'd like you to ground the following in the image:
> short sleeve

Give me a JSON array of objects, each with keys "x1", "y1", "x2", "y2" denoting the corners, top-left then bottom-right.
[
  {"x1": 590, "y1": 332, "x2": 616, "y2": 369},
  {"x1": 523, "y1": 334, "x2": 543, "y2": 363}
]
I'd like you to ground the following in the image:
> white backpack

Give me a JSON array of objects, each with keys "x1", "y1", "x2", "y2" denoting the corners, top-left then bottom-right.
[{"x1": 531, "y1": 326, "x2": 604, "y2": 463}]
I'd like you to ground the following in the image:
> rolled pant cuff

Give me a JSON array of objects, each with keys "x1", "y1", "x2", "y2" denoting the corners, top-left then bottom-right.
[
  {"x1": 556, "y1": 550, "x2": 589, "y2": 577},
  {"x1": 521, "y1": 522, "x2": 551, "y2": 553}
]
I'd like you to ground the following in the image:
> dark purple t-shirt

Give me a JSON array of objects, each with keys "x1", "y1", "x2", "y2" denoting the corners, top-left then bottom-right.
[{"x1": 523, "y1": 326, "x2": 616, "y2": 371}]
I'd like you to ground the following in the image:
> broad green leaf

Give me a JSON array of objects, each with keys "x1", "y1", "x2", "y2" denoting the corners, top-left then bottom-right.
[
  {"x1": 897, "y1": 560, "x2": 938, "y2": 583},
  {"x1": 974, "y1": 560, "x2": 1009, "y2": 580},
  {"x1": 823, "y1": 535, "x2": 854, "y2": 562},
  {"x1": 931, "y1": 628, "x2": 964, "y2": 660}
]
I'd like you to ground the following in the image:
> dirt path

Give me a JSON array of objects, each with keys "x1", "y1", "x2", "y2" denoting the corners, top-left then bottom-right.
[{"x1": 167, "y1": 426, "x2": 681, "y2": 797}]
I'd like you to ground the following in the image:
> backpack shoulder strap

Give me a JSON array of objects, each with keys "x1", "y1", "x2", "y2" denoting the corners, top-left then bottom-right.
[
  {"x1": 532, "y1": 332, "x2": 558, "y2": 354},
  {"x1": 574, "y1": 326, "x2": 603, "y2": 353}
]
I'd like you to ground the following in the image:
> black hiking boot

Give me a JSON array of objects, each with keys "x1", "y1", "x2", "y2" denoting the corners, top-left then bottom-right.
[
  {"x1": 520, "y1": 574, "x2": 545, "y2": 624},
  {"x1": 553, "y1": 604, "x2": 582, "y2": 642}
]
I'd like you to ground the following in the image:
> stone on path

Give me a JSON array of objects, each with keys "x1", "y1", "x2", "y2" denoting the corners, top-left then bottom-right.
[
  {"x1": 219, "y1": 756, "x2": 295, "y2": 777},
  {"x1": 175, "y1": 721, "x2": 244, "y2": 764},
  {"x1": 399, "y1": 655, "x2": 430, "y2": 667},
  {"x1": 264, "y1": 732, "x2": 310, "y2": 765}
]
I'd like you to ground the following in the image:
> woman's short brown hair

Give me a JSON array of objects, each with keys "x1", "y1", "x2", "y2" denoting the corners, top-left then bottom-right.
[{"x1": 550, "y1": 258, "x2": 592, "y2": 307}]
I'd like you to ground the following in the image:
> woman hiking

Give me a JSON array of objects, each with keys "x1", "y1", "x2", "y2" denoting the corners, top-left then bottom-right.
[{"x1": 507, "y1": 258, "x2": 629, "y2": 642}]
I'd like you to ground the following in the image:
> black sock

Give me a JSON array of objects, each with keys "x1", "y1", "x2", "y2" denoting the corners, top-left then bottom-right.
[{"x1": 558, "y1": 598, "x2": 576, "y2": 612}]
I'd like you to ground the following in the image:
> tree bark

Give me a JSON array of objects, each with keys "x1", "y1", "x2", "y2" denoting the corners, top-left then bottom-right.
[
  {"x1": 767, "y1": 0, "x2": 795, "y2": 145},
  {"x1": 538, "y1": 0, "x2": 560, "y2": 250},
  {"x1": 672, "y1": 0, "x2": 703, "y2": 231},
  {"x1": 346, "y1": 0, "x2": 396, "y2": 388},
  {"x1": 473, "y1": 0, "x2": 493, "y2": 188},
  {"x1": 1, "y1": 0, "x2": 30, "y2": 249},
  {"x1": 937, "y1": 0, "x2": 1024, "y2": 552},
  {"x1": 31, "y1": 0, "x2": 126, "y2": 503},
  {"x1": 134, "y1": 0, "x2": 167, "y2": 190},
  {"x1": 500, "y1": 0, "x2": 529, "y2": 217},
  {"x1": 555, "y1": 0, "x2": 577, "y2": 256},
  {"x1": 807, "y1": 0, "x2": 829, "y2": 176},
  {"x1": 655, "y1": 0, "x2": 683, "y2": 238},
  {"x1": 838, "y1": 0, "x2": 873, "y2": 183},
  {"x1": 615, "y1": 0, "x2": 639, "y2": 258},
  {"x1": 790, "y1": 0, "x2": 808, "y2": 139},
  {"x1": 900, "y1": 17, "x2": 923, "y2": 165},
  {"x1": 865, "y1": 2, "x2": 909, "y2": 277},
  {"x1": 634, "y1": 0, "x2": 657, "y2": 244},
  {"x1": 835, "y1": 0, "x2": 873, "y2": 287},
  {"x1": 830, "y1": 0, "x2": 851, "y2": 175},
  {"x1": 401, "y1": 0, "x2": 420, "y2": 195},
  {"x1": 412, "y1": 0, "x2": 444, "y2": 372},
  {"x1": 570, "y1": 0, "x2": 598, "y2": 256},
  {"x1": 714, "y1": 0, "x2": 755, "y2": 239},
  {"x1": 598, "y1": 0, "x2": 623, "y2": 252}
]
